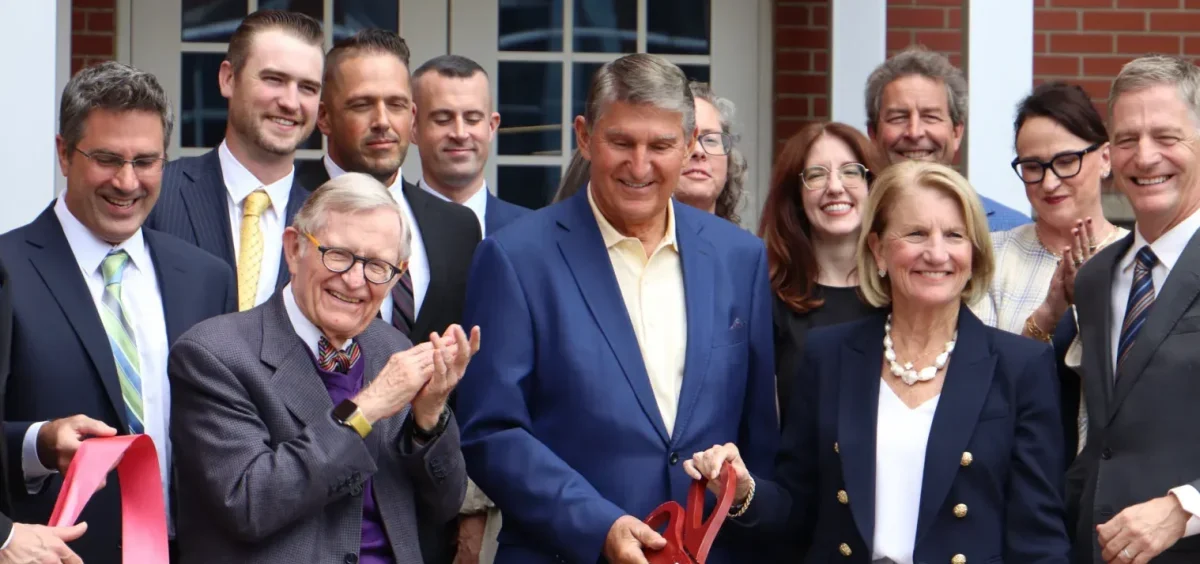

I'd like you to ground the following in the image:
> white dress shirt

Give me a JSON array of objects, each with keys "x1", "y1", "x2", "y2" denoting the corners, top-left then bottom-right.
[
  {"x1": 872, "y1": 379, "x2": 940, "y2": 564},
  {"x1": 323, "y1": 156, "x2": 430, "y2": 321},
  {"x1": 219, "y1": 141, "x2": 293, "y2": 307},
  {"x1": 22, "y1": 197, "x2": 174, "y2": 533},
  {"x1": 282, "y1": 282, "x2": 354, "y2": 357},
  {"x1": 418, "y1": 178, "x2": 489, "y2": 236},
  {"x1": 1110, "y1": 208, "x2": 1200, "y2": 537}
]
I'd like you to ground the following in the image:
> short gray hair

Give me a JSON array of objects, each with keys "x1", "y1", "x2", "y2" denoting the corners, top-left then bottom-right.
[
  {"x1": 864, "y1": 46, "x2": 968, "y2": 131},
  {"x1": 292, "y1": 172, "x2": 412, "y2": 262},
  {"x1": 59, "y1": 61, "x2": 174, "y2": 153},
  {"x1": 1109, "y1": 54, "x2": 1200, "y2": 125},
  {"x1": 689, "y1": 81, "x2": 747, "y2": 225},
  {"x1": 583, "y1": 53, "x2": 695, "y2": 136}
]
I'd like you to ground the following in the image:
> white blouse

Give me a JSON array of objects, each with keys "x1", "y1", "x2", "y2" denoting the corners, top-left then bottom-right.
[{"x1": 872, "y1": 379, "x2": 940, "y2": 564}]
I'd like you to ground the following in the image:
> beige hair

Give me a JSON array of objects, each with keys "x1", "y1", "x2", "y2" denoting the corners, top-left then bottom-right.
[
  {"x1": 1109, "y1": 54, "x2": 1200, "y2": 125},
  {"x1": 292, "y1": 172, "x2": 412, "y2": 262},
  {"x1": 856, "y1": 160, "x2": 993, "y2": 308}
]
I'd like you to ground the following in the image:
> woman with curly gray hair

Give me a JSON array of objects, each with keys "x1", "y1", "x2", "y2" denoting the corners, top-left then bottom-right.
[{"x1": 678, "y1": 81, "x2": 748, "y2": 225}]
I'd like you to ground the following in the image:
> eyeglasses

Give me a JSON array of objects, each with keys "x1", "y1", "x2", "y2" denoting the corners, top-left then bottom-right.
[
  {"x1": 1011, "y1": 142, "x2": 1102, "y2": 184},
  {"x1": 697, "y1": 132, "x2": 734, "y2": 156},
  {"x1": 303, "y1": 232, "x2": 407, "y2": 285},
  {"x1": 74, "y1": 148, "x2": 166, "y2": 177},
  {"x1": 800, "y1": 163, "x2": 870, "y2": 191}
]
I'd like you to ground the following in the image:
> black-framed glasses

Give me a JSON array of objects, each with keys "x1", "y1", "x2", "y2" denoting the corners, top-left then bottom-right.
[
  {"x1": 697, "y1": 132, "x2": 734, "y2": 156},
  {"x1": 800, "y1": 163, "x2": 870, "y2": 191},
  {"x1": 1011, "y1": 142, "x2": 1103, "y2": 184},
  {"x1": 304, "y1": 232, "x2": 407, "y2": 285},
  {"x1": 74, "y1": 148, "x2": 166, "y2": 177}
]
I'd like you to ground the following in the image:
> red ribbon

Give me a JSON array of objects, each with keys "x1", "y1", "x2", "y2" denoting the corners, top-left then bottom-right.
[
  {"x1": 643, "y1": 462, "x2": 738, "y2": 564},
  {"x1": 49, "y1": 435, "x2": 169, "y2": 563}
]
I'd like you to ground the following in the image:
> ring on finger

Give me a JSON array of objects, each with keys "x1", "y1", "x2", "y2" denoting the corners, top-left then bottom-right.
[{"x1": 1122, "y1": 548, "x2": 1133, "y2": 560}]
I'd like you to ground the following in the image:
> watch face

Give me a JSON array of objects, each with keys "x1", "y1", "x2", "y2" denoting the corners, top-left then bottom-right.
[{"x1": 333, "y1": 399, "x2": 359, "y2": 421}]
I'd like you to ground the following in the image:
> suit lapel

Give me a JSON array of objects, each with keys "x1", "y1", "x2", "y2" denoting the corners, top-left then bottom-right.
[
  {"x1": 556, "y1": 192, "x2": 669, "y2": 444},
  {"x1": 837, "y1": 316, "x2": 884, "y2": 547},
  {"x1": 24, "y1": 206, "x2": 128, "y2": 430},
  {"x1": 260, "y1": 295, "x2": 337, "y2": 426},
  {"x1": 145, "y1": 232, "x2": 192, "y2": 345},
  {"x1": 180, "y1": 150, "x2": 235, "y2": 269},
  {"x1": 1109, "y1": 229, "x2": 1200, "y2": 420},
  {"x1": 915, "y1": 308, "x2": 996, "y2": 543},
  {"x1": 667, "y1": 205, "x2": 713, "y2": 444},
  {"x1": 273, "y1": 179, "x2": 309, "y2": 291},
  {"x1": 1076, "y1": 235, "x2": 1129, "y2": 425}
]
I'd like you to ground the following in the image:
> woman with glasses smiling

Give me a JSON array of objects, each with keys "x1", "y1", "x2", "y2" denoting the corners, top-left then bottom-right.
[
  {"x1": 759, "y1": 122, "x2": 887, "y2": 424},
  {"x1": 674, "y1": 81, "x2": 748, "y2": 224},
  {"x1": 971, "y1": 82, "x2": 1127, "y2": 459}
]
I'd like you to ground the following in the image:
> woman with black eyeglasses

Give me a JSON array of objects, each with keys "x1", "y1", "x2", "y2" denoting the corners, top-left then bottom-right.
[{"x1": 970, "y1": 82, "x2": 1127, "y2": 460}]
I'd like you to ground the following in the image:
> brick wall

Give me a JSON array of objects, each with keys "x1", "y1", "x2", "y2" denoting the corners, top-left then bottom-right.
[
  {"x1": 71, "y1": 0, "x2": 117, "y2": 75},
  {"x1": 774, "y1": 0, "x2": 1200, "y2": 153}
]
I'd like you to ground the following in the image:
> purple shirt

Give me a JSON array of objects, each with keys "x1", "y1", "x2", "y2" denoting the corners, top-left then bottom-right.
[{"x1": 313, "y1": 349, "x2": 394, "y2": 564}]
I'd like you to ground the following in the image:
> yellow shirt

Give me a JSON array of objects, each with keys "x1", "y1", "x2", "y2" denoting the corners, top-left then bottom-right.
[{"x1": 588, "y1": 186, "x2": 688, "y2": 436}]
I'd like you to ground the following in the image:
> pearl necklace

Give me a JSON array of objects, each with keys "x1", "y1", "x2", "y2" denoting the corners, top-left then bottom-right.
[{"x1": 883, "y1": 314, "x2": 957, "y2": 386}]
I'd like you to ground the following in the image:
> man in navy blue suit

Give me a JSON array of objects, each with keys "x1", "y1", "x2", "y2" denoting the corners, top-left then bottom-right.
[
  {"x1": 411, "y1": 54, "x2": 530, "y2": 235},
  {"x1": 457, "y1": 54, "x2": 778, "y2": 564},
  {"x1": 865, "y1": 46, "x2": 1031, "y2": 232},
  {"x1": 0, "y1": 62, "x2": 235, "y2": 564},
  {"x1": 149, "y1": 10, "x2": 324, "y2": 311}
]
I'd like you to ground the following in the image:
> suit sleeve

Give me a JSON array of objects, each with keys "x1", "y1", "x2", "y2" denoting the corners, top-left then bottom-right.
[
  {"x1": 739, "y1": 246, "x2": 781, "y2": 481},
  {"x1": 168, "y1": 336, "x2": 378, "y2": 543},
  {"x1": 397, "y1": 413, "x2": 468, "y2": 525},
  {"x1": 1005, "y1": 345, "x2": 1073, "y2": 562},
  {"x1": 457, "y1": 239, "x2": 626, "y2": 563}
]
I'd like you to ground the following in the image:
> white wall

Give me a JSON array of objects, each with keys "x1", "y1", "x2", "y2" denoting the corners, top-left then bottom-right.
[
  {"x1": 0, "y1": 1, "x2": 66, "y2": 233},
  {"x1": 830, "y1": 0, "x2": 887, "y2": 134},
  {"x1": 964, "y1": 0, "x2": 1034, "y2": 217}
]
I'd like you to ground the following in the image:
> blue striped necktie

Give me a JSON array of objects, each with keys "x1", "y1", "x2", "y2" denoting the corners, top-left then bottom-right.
[
  {"x1": 99, "y1": 250, "x2": 145, "y2": 434},
  {"x1": 1117, "y1": 246, "x2": 1158, "y2": 374}
]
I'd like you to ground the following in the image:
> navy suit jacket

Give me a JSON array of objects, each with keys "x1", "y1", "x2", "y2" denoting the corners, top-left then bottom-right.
[
  {"x1": 457, "y1": 190, "x2": 779, "y2": 564},
  {"x1": 148, "y1": 148, "x2": 308, "y2": 291},
  {"x1": 0, "y1": 259, "x2": 13, "y2": 541},
  {"x1": 980, "y1": 195, "x2": 1032, "y2": 232},
  {"x1": 0, "y1": 205, "x2": 236, "y2": 564},
  {"x1": 484, "y1": 193, "x2": 529, "y2": 236},
  {"x1": 745, "y1": 309, "x2": 1070, "y2": 563}
]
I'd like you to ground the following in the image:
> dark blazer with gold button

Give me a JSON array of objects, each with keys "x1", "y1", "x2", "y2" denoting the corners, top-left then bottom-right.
[{"x1": 743, "y1": 308, "x2": 1071, "y2": 563}]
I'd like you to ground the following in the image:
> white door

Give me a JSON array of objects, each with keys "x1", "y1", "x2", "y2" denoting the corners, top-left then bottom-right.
[{"x1": 450, "y1": 0, "x2": 769, "y2": 225}]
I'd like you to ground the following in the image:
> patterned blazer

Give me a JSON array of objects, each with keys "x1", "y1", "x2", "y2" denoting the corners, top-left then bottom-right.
[{"x1": 168, "y1": 293, "x2": 467, "y2": 564}]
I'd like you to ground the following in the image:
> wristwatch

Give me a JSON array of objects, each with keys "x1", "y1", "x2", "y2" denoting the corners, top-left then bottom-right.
[
  {"x1": 332, "y1": 399, "x2": 372, "y2": 439},
  {"x1": 412, "y1": 407, "x2": 450, "y2": 442}
]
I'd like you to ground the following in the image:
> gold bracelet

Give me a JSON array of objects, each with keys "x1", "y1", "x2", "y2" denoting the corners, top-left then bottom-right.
[
  {"x1": 1025, "y1": 314, "x2": 1052, "y2": 343},
  {"x1": 729, "y1": 476, "x2": 756, "y2": 518}
]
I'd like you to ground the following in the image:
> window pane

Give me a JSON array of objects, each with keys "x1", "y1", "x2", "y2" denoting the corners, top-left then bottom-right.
[
  {"x1": 333, "y1": 0, "x2": 399, "y2": 41},
  {"x1": 574, "y1": 0, "x2": 636, "y2": 53},
  {"x1": 180, "y1": 53, "x2": 228, "y2": 148},
  {"x1": 500, "y1": 0, "x2": 564, "y2": 52},
  {"x1": 571, "y1": 62, "x2": 606, "y2": 121},
  {"x1": 498, "y1": 62, "x2": 563, "y2": 156},
  {"x1": 647, "y1": 0, "x2": 711, "y2": 55},
  {"x1": 498, "y1": 165, "x2": 563, "y2": 209},
  {"x1": 259, "y1": 0, "x2": 323, "y2": 25},
  {"x1": 181, "y1": 53, "x2": 322, "y2": 150},
  {"x1": 679, "y1": 65, "x2": 710, "y2": 84},
  {"x1": 181, "y1": 0, "x2": 246, "y2": 43}
]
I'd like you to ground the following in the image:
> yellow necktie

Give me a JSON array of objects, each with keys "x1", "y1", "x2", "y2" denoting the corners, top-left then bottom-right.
[{"x1": 237, "y1": 190, "x2": 271, "y2": 311}]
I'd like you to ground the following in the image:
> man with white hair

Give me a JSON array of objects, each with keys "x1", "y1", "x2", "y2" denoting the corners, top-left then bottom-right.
[{"x1": 168, "y1": 173, "x2": 478, "y2": 564}]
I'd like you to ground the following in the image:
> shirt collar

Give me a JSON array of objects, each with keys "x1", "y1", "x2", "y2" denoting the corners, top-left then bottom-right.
[
  {"x1": 418, "y1": 178, "x2": 488, "y2": 219},
  {"x1": 53, "y1": 196, "x2": 151, "y2": 278},
  {"x1": 1122, "y1": 207, "x2": 1200, "y2": 273},
  {"x1": 586, "y1": 182, "x2": 678, "y2": 252},
  {"x1": 282, "y1": 282, "x2": 353, "y2": 356},
  {"x1": 323, "y1": 154, "x2": 406, "y2": 198},
  {"x1": 218, "y1": 140, "x2": 293, "y2": 213}
]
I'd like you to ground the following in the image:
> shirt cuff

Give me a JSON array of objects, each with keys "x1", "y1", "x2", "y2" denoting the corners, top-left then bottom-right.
[
  {"x1": 0, "y1": 525, "x2": 13, "y2": 551},
  {"x1": 1168, "y1": 485, "x2": 1200, "y2": 537},
  {"x1": 22, "y1": 421, "x2": 57, "y2": 493}
]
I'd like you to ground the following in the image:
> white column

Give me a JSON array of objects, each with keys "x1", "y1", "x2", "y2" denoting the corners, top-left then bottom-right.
[
  {"x1": 830, "y1": 0, "x2": 887, "y2": 134},
  {"x1": 401, "y1": 0, "x2": 450, "y2": 187},
  {"x1": 964, "y1": 0, "x2": 1034, "y2": 217},
  {"x1": 0, "y1": 1, "x2": 65, "y2": 233}
]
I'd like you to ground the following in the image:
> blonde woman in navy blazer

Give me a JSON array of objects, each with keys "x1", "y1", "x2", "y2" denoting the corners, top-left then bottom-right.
[{"x1": 687, "y1": 161, "x2": 1071, "y2": 563}]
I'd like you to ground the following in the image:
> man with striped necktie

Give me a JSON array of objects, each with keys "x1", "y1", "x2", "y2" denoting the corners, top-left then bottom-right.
[
  {"x1": 1070, "y1": 55, "x2": 1200, "y2": 564},
  {"x1": 0, "y1": 62, "x2": 235, "y2": 564}
]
